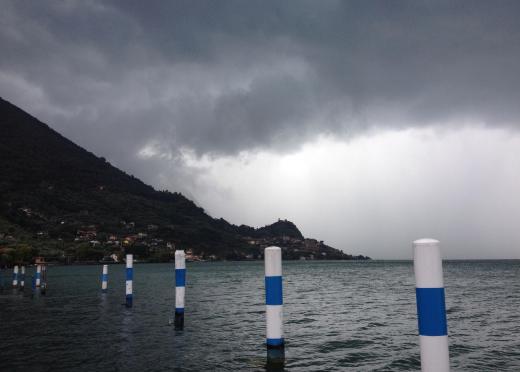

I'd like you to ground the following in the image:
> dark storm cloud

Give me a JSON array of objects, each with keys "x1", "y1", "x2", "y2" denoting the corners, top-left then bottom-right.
[{"x1": 2, "y1": 0, "x2": 520, "y2": 159}]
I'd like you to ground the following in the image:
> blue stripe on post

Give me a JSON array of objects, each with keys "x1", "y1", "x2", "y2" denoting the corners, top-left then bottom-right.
[
  {"x1": 175, "y1": 269, "x2": 186, "y2": 287},
  {"x1": 102, "y1": 274, "x2": 108, "y2": 281},
  {"x1": 267, "y1": 338, "x2": 284, "y2": 347},
  {"x1": 265, "y1": 276, "x2": 283, "y2": 305},
  {"x1": 175, "y1": 307, "x2": 184, "y2": 313},
  {"x1": 126, "y1": 268, "x2": 133, "y2": 280},
  {"x1": 36, "y1": 272, "x2": 40, "y2": 280},
  {"x1": 416, "y1": 287, "x2": 448, "y2": 336}
]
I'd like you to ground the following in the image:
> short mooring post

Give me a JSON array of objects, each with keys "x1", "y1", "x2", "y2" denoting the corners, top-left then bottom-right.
[
  {"x1": 264, "y1": 246, "x2": 284, "y2": 349},
  {"x1": 19, "y1": 266, "x2": 25, "y2": 290},
  {"x1": 125, "y1": 254, "x2": 133, "y2": 307},
  {"x1": 35, "y1": 264, "x2": 41, "y2": 287},
  {"x1": 413, "y1": 239, "x2": 449, "y2": 372},
  {"x1": 12, "y1": 265, "x2": 19, "y2": 288},
  {"x1": 174, "y1": 250, "x2": 186, "y2": 329},
  {"x1": 101, "y1": 264, "x2": 108, "y2": 293}
]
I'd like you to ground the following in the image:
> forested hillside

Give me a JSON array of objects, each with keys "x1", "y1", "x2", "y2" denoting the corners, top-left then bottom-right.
[{"x1": 0, "y1": 97, "x2": 367, "y2": 265}]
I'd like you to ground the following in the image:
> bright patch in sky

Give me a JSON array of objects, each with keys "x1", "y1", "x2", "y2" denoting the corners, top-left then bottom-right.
[{"x1": 180, "y1": 127, "x2": 520, "y2": 259}]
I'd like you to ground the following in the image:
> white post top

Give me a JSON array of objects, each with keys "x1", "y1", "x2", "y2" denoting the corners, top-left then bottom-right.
[
  {"x1": 102, "y1": 264, "x2": 108, "y2": 274},
  {"x1": 175, "y1": 250, "x2": 186, "y2": 269},
  {"x1": 126, "y1": 254, "x2": 133, "y2": 267},
  {"x1": 413, "y1": 238, "x2": 443, "y2": 288},
  {"x1": 414, "y1": 238, "x2": 440, "y2": 246},
  {"x1": 265, "y1": 246, "x2": 282, "y2": 276}
]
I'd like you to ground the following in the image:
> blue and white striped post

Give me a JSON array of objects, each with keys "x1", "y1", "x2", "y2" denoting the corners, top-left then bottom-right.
[
  {"x1": 101, "y1": 264, "x2": 108, "y2": 293},
  {"x1": 19, "y1": 266, "x2": 25, "y2": 290},
  {"x1": 125, "y1": 254, "x2": 133, "y2": 307},
  {"x1": 174, "y1": 250, "x2": 186, "y2": 329},
  {"x1": 413, "y1": 239, "x2": 449, "y2": 372},
  {"x1": 12, "y1": 265, "x2": 19, "y2": 288},
  {"x1": 265, "y1": 246, "x2": 284, "y2": 349},
  {"x1": 35, "y1": 264, "x2": 41, "y2": 287}
]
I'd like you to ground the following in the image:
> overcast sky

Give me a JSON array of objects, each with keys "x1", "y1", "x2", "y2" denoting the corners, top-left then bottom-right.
[{"x1": 1, "y1": 1, "x2": 520, "y2": 258}]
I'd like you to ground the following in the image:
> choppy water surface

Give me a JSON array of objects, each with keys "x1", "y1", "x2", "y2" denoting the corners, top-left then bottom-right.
[{"x1": 1, "y1": 260, "x2": 519, "y2": 371}]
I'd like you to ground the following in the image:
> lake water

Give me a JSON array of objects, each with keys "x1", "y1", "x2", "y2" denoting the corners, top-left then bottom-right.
[{"x1": 1, "y1": 260, "x2": 519, "y2": 371}]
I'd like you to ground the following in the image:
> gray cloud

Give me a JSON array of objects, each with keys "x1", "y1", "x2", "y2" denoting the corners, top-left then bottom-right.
[{"x1": 2, "y1": 1, "x2": 520, "y2": 160}]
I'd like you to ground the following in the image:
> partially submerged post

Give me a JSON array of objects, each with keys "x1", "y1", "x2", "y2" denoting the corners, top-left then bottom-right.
[
  {"x1": 19, "y1": 266, "x2": 25, "y2": 290},
  {"x1": 35, "y1": 265, "x2": 41, "y2": 287},
  {"x1": 101, "y1": 264, "x2": 108, "y2": 293},
  {"x1": 35, "y1": 256, "x2": 46, "y2": 288},
  {"x1": 125, "y1": 254, "x2": 133, "y2": 307},
  {"x1": 264, "y1": 246, "x2": 284, "y2": 349},
  {"x1": 413, "y1": 239, "x2": 449, "y2": 372},
  {"x1": 174, "y1": 250, "x2": 186, "y2": 329},
  {"x1": 12, "y1": 265, "x2": 19, "y2": 288}
]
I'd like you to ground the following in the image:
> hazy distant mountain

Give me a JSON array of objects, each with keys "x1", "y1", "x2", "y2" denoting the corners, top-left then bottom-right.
[{"x1": 0, "y1": 97, "x2": 365, "y2": 264}]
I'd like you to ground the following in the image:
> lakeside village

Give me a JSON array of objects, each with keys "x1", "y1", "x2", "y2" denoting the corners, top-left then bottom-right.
[{"x1": 0, "y1": 211, "x2": 369, "y2": 267}]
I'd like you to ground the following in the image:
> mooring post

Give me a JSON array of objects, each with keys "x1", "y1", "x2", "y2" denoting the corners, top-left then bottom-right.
[
  {"x1": 174, "y1": 250, "x2": 186, "y2": 329},
  {"x1": 125, "y1": 254, "x2": 133, "y2": 307},
  {"x1": 413, "y1": 239, "x2": 450, "y2": 372},
  {"x1": 19, "y1": 266, "x2": 25, "y2": 290},
  {"x1": 12, "y1": 265, "x2": 19, "y2": 288},
  {"x1": 101, "y1": 264, "x2": 108, "y2": 293},
  {"x1": 264, "y1": 246, "x2": 284, "y2": 349},
  {"x1": 35, "y1": 264, "x2": 41, "y2": 287}
]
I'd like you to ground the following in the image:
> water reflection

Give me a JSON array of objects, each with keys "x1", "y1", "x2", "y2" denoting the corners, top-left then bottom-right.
[
  {"x1": 174, "y1": 311, "x2": 184, "y2": 330},
  {"x1": 266, "y1": 347, "x2": 285, "y2": 371}
]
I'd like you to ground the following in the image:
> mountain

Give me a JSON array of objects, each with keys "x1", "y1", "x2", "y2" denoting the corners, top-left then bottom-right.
[{"x1": 0, "y1": 97, "x2": 368, "y2": 265}]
